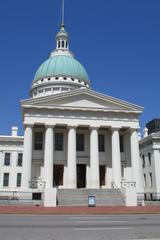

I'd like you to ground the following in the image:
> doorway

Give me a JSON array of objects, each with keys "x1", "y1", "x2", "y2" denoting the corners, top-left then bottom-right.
[
  {"x1": 100, "y1": 165, "x2": 105, "y2": 187},
  {"x1": 77, "y1": 164, "x2": 86, "y2": 188},
  {"x1": 54, "y1": 165, "x2": 64, "y2": 187}
]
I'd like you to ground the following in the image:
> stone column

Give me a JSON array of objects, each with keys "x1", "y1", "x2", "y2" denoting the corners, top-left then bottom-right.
[
  {"x1": 111, "y1": 128, "x2": 121, "y2": 188},
  {"x1": 67, "y1": 126, "x2": 77, "y2": 188},
  {"x1": 130, "y1": 129, "x2": 143, "y2": 190},
  {"x1": 105, "y1": 130, "x2": 112, "y2": 188},
  {"x1": 90, "y1": 127, "x2": 100, "y2": 188},
  {"x1": 44, "y1": 125, "x2": 54, "y2": 188},
  {"x1": 22, "y1": 124, "x2": 33, "y2": 189},
  {"x1": 124, "y1": 131, "x2": 132, "y2": 182}
]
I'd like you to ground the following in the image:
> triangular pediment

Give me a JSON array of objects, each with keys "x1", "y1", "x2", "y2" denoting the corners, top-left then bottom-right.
[{"x1": 21, "y1": 89, "x2": 143, "y2": 113}]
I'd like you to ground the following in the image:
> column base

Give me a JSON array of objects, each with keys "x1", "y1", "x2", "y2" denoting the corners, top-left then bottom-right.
[
  {"x1": 44, "y1": 188, "x2": 57, "y2": 207},
  {"x1": 90, "y1": 182, "x2": 100, "y2": 189},
  {"x1": 66, "y1": 184, "x2": 77, "y2": 189},
  {"x1": 125, "y1": 188, "x2": 137, "y2": 206}
]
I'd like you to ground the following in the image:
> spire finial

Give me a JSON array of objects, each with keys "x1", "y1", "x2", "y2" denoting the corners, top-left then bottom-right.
[{"x1": 61, "y1": 0, "x2": 65, "y2": 27}]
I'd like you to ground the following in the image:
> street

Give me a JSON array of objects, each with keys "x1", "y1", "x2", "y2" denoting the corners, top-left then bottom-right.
[{"x1": 0, "y1": 214, "x2": 160, "y2": 240}]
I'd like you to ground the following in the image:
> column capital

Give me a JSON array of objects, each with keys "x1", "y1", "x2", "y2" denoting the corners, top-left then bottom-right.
[
  {"x1": 111, "y1": 127, "x2": 120, "y2": 132},
  {"x1": 67, "y1": 125, "x2": 78, "y2": 130},
  {"x1": 45, "y1": 124, "x2": 55, "y2": 129},
  {"x1": 129, "y1": 128, "x2": 140, "y2": 133},
  {"x1": 89, "y1": 126, "x2": 100, "y2": 130},
  {"x1": 24, "y1": 123, "x2": 34, "y2": 129}
]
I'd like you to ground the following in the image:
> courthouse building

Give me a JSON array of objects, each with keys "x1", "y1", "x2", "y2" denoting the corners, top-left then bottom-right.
[
  {"x1": 0, "y1": 11, "x2": 144, "y2": 206},
  {"x1": 140, "y1": 119, "x2": 160, "y2": 201}
]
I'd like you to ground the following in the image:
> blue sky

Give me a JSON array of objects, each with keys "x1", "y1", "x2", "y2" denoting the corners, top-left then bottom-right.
[{"x1": 0, "y1": 0, "x2": 160, "y2": 135}]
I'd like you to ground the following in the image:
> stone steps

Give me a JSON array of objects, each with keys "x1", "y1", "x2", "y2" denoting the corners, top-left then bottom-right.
[{"x1": 57, "y1": 189, "x2": 125, "y2": 206}]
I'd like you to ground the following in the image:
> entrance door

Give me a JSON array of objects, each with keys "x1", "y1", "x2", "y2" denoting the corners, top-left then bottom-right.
[
  {"x1": 77, "y1": 164, "x2": 86, "y2": 188},
  {"x1": 100, "y1": 165, "x2": 105, "y2": 187},
  {"x1": 54, "y1": 165, "x2": 64, "y2": 187}
]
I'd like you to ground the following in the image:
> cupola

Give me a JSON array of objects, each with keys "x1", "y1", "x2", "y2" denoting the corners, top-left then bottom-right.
[{"x1": 30, "y1": 1, "x2": 90, "y2": 98}]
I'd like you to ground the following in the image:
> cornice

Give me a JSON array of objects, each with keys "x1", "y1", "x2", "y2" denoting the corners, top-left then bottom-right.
[
  {"x1": 21, "y1": 104, "x2": 142, "y2": 115},
  {"x1": 23, "y1": 110, "x2": 139, "y2": 125},
  {"x1": 21, "y1": 88, "x2": 144, "y2": 112},
  {"x1": 0, "y1": 136, "x2": 24, "y2": 141}
]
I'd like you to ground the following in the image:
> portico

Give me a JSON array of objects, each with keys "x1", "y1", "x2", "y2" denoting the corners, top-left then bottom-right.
[{"x1": 21, "y1": 104, "x2": 143, "y2": 192}]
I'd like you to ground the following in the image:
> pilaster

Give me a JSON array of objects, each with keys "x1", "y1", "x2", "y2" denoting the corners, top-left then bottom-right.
[{"x1": 22, "y1": 124, "x2": 33, "y2": 189}]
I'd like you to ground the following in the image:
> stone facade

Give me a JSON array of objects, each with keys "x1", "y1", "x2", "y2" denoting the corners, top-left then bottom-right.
[{"x1": 140, "y1": 131, "x2": 160, "y2": 200}]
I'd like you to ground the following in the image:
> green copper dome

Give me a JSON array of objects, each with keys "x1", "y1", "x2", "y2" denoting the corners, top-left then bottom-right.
[{"x1": 34, "y1": 55, "x2": 90, "y2": 84}]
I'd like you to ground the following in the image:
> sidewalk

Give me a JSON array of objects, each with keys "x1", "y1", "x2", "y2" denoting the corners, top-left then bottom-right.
[{"x1": 0, "y1": 205, "x2": 160, "y2": 215}]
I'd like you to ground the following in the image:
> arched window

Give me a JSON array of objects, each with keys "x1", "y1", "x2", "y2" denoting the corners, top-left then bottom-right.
[
  {"x1": 58, "y1": 41, "x2": 60, "y2": 48},
  {"x1": 66, "y1": 42, "x2": 68, "y2": 48},
  {"x1": 62, "y1": 41, "x2": 65, "y2": 48}
]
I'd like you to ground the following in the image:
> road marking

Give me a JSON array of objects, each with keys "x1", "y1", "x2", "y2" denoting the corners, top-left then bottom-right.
[
  {"x1": 67, "y1": 216, "x2": 112, "y2": 220},
  {"x1": 74, "y1": 227, "x2": 132, "y2": 231},
  {"x1": 77, "y1": 220, "x2": 125, "y2": 223},
  {"x1": 67, "y1": 216, "x2": 127, "y2": 220}
]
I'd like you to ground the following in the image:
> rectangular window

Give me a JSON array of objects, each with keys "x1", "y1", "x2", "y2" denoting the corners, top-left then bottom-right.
[
  {"x1": 148, "y1": 152, "x2": 151, "y2": 166},
  {"x1": 149, "y1": 172, "x2": 152, "y2": 187},
  {"x1": 120, "y1": 135, "x2": 124, "y2": 152},
  {"x1": 3, "y1": 173, "x2": 9, "y2": 187},
  {"x1": 4, "y1": 153, "x2": 11, "y2": 166},
  {"x1": 98, "y1": 134, "x2": 105, "y2": 152},
  {"x1": 32, "y1": 193, "x2": 42, "y2": 200},
  {"x1": 17, "y1": 153, "x2": 23, "y2": 166},
  {"x1": 17, "y1": 173, "x2": 22, "y2": 187},
  {"x1": 142, "y1": 155, "x2": 145, "y2": 168},
  {"x1": 55, "y1": 133, "x2": 63, "y2": 151},
  {"x1": 34, "y1": 132, "x2": 43, "y2": 150},
  {"x1": 76, "y1": 134, "x2": 84, "y2": 151},
  {"x1": 143, "y1": 174, "x2": 146, "y2": 188}
]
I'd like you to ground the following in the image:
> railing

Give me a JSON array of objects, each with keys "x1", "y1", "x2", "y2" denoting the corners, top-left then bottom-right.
[
  {"x1": 29, "y1": 180, "x2": 46, "y2": 189},
  {"x1": 121, "y1": 181, "x2": 136, "y2": 188},
  {"x1": 111, "y1": 181, "x2": 126, "y2": 203}
]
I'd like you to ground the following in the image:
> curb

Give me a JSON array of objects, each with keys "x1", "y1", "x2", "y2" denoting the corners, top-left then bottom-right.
[{"x1": 0, "y1": 206, "x2": 160, "y2": 215}]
